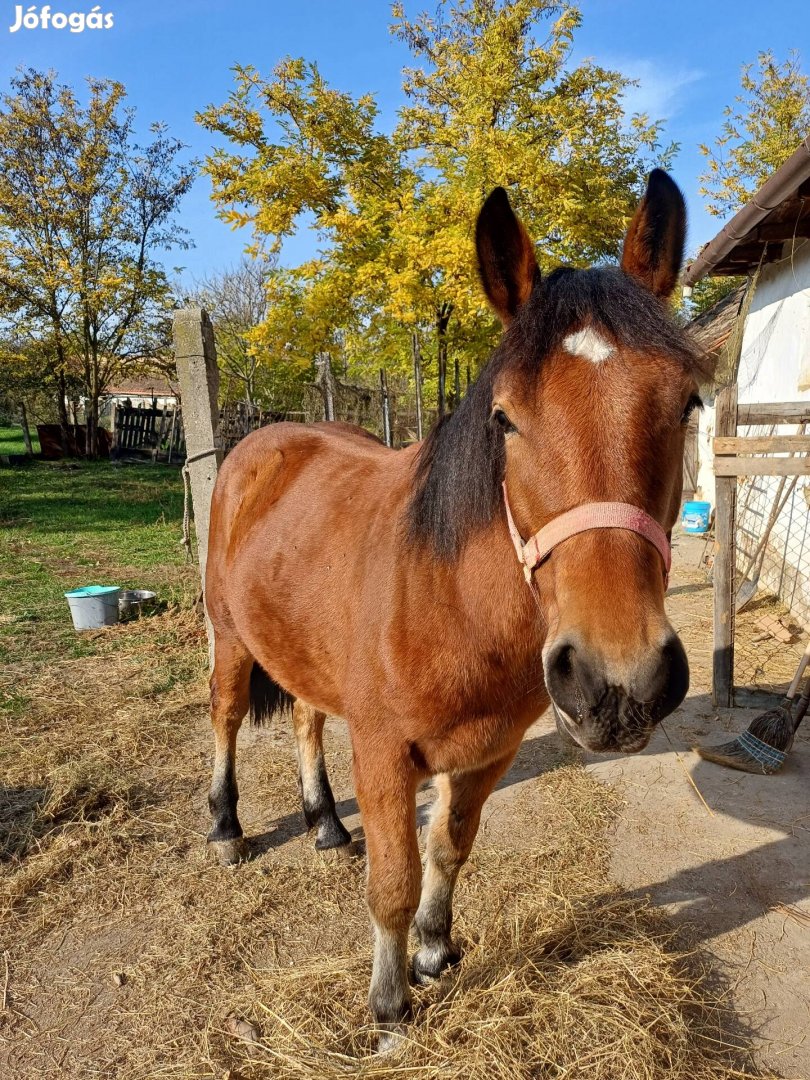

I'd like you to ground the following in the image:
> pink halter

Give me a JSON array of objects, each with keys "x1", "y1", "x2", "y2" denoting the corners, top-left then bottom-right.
[{"x1": 502, "y1": 482, "x2": 671, "y2": 589}]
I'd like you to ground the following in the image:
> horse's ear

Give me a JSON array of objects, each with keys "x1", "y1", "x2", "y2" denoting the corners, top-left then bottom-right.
[
  {"x1": 621, "y1": 169, "x2": 686, "y2": 300},
  {"x1": 476, "y1": 187, "x2": 539, "y2": 324}
]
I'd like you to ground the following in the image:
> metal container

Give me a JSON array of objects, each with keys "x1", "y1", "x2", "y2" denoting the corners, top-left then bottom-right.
[{"x1": 118, "y1": 589, "x2": 157, "y2": 620}]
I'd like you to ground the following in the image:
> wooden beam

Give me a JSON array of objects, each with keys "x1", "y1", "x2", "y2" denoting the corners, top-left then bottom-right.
[
  {"x1": 714, "y1": 435, "x2": 810, "y2": 455},
  {"x1": 749, "y1": 219, "x2": 810, "y2": 243},
  {"x1": 715, "y1": 457, "x2": 810, "y2": 477},
  {"x1": 738, "y1": 402, "x2": 810, "y2": 425},
  {"x1": 713, "y1": 384, "x2": 738, "y2": 709}
]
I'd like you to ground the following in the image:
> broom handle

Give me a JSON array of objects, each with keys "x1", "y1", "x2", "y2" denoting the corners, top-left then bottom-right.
[
  {"x1": 793, "y1": 680, "x2": 810, "y2": 731},
  {"x1": 787, "y1": 638, "x2": 810, "y2": 700}
]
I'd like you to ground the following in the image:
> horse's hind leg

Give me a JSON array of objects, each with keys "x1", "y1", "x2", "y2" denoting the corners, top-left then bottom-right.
[
  {"x1": 293, "y1": 701, "x2": 351, "y2": 850},
  {"x1": 207, "y1": 634, "x2": 252, "y2": 866},
  {"x1": 413, "y1": 752, "x2": 514, "y2": 983}
]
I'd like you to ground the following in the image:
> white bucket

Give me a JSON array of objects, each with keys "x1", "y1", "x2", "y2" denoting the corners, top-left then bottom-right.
[{"x1": 64, "y1": 585, "x2": 121, "y2": 631}]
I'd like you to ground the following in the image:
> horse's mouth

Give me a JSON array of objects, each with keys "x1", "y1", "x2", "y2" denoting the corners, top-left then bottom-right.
[{"x1": 552, "y1": 700, "x2": 655, "y2": 755}]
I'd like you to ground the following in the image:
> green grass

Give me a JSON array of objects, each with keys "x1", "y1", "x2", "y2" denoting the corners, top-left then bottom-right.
[
  {"x1": 0, "y1": 423, "x2": 40, "y2": 456},
  {"x1": 0, "y1": 460, "x2": 199, "y2": 677}
]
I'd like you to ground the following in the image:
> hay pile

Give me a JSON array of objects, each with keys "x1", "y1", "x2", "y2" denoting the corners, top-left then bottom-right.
[{"x1": 223, "y1": 772, "x2": 765, "y2": 1080}]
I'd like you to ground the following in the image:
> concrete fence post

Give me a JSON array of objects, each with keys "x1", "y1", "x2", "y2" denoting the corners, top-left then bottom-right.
[{"x1": 173, "y1": 306, "x2": 222, "y2": 669}]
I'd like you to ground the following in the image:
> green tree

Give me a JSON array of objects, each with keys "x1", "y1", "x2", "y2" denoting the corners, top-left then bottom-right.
[
  {"x1": 699, "y1": 50, "x2": 810, "y2": 218},
  {"x1": 0, "y1": 69, "x2": 193, "y2": 456},
  {"x1": 687, "y1": 274, "x2": 744, "y2": 317}
]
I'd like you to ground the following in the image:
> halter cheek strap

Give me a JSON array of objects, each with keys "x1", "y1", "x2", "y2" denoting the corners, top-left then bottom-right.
[{"x1": 502, "y1": 482, "x2": 671, "y2": 589}]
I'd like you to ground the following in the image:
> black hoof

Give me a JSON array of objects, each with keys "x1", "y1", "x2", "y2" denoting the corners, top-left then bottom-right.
[
  {"x1": 412, "y1": 942, "x2": 462, "y2": 985},
  {"x1": 207, "y1": 836, "x2": 250, "y2": 866},
  {"x1": 314, "y1": 814, "x2": 353, "y2": 851}
]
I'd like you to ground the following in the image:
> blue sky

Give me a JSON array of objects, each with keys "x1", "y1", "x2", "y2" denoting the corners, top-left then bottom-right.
[{"x1": 1, "y1": 0, "x2": 807, "y2": 283}]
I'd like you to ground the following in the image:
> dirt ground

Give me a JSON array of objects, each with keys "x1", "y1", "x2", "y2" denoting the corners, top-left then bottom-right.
[
  {"x1": 586, "y1": 533, "x2": 810, "y2": 1079},
  {"x1": 2, "y1": 524, "x2": 808, "y2": 1077}
]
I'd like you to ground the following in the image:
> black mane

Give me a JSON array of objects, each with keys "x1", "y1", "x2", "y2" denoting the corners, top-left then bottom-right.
[{"x1": 407, "y1": 266, "x2": 706, "y2": 559}]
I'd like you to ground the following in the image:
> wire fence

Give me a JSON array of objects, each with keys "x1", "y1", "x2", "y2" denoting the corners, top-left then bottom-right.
[
  {"x1": 219, "y1": 362, "x2": 440, "y2": 453},
  {"x1": 733, "y1": 420, "x2": 810, "y2": 697}
]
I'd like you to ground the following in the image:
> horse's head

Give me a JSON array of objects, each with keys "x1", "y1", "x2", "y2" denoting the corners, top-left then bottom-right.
[{"x1": 476, "y1": 171, "x2": 704, "y2": 753}]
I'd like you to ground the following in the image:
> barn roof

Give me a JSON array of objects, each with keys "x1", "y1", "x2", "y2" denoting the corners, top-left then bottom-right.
[{"x1": 684, "y1": 133, "x2": 810, "y2": 285}]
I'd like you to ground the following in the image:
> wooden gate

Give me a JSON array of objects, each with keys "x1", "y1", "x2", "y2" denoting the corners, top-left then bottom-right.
[{"x1": 112, "y1": 404, "x2": 185, "y2": 462}]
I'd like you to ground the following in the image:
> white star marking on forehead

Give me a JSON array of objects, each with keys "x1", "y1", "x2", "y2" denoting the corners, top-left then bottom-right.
[{"x1": 562, "y1": 326, "x2": 614, "y2": 364}]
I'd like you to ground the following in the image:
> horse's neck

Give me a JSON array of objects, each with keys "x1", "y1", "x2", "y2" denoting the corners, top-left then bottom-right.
[{"x1": 426, "y1": 513, "x2": 545, "y2": 659}]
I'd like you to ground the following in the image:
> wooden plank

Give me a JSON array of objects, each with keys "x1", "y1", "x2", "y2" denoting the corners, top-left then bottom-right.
[
  {"x1": 713, "y1": 383, "x2": 738, "y2": 709},
  {"x1": 738, "y1": 401, "x2": 810, "y2": 424},
  {"x1": 714, "y1": 435, "x2": 810, "y2": 455},
  {"x1": 715, "y1": 457, "x2": 810, "y2": 477}
]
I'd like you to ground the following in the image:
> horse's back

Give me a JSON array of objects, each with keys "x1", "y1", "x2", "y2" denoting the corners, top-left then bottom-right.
[{"x1": 210, "y1": 421, "x2": 394, "y2": 542}]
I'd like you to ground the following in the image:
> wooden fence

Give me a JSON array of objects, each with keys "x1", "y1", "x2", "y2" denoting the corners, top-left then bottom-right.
[
  {"x1": 111, "y1": 354, "x2": 441, "y2": 462},
  {"x1": 112, "y1": 404, "x2": 185, "y2": 463}
]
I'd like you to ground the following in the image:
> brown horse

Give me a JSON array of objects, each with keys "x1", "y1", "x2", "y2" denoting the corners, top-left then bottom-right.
[{"x1": 204, "y1": 169, "x2": 708, "y2": 1048}]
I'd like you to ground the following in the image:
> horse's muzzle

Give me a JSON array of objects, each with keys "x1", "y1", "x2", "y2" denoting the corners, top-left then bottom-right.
[{"x1": 544, "y1": 633, "x2": 689, "y2": 753}]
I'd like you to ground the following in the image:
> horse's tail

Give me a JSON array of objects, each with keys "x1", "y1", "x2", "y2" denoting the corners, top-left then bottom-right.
[{"x1": 249, "y1": 662, "x2": 294, "y2": 726}]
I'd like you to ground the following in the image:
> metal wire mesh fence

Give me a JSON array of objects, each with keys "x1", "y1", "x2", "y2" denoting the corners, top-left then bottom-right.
[{"x1": 733, "y1": 420, "x2": 810, "y2": 697}]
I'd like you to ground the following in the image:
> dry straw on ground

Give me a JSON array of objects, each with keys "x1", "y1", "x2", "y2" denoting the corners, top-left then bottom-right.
[{"x1": 0, "y1": 607, "x2": 773, "y2": 1079}]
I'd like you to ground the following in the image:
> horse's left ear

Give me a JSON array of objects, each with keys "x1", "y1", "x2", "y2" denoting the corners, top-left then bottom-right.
[
  {"x1": 476, "y1": 187, "x2": 539, "y2": 325},
  {"x1": 620, "y1": 169, "x2": 686, "y2": 300}
]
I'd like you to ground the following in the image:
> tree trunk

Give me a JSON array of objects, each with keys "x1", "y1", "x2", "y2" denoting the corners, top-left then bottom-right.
[
  {"x1": 85, "y1": 393, "x2": 100, "y2": 459},
  {"x1": 56, "y1": 368, "x2": 70, "y2": 455},
  {"x1": 19, "y1": 402, "x2": 33, "y2": 457},
  {"x1": 436, "y1": 306, "x2": 451, "y2": 418}
]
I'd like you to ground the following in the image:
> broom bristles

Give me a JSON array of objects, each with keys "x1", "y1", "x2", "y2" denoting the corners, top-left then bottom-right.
[{"x1": 695, "y1": 703, "x2": 794, "y2": 775}]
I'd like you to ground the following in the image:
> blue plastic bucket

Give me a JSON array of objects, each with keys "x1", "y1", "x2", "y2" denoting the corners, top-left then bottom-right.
[
  {"x1": 64, "y1": 585, "x2": 121, "y2": 630},
  {"x1": 682, "y1": 501, "x2": 711, "y2": 534}
]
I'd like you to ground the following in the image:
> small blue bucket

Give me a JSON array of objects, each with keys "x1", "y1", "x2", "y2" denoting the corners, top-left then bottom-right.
[
  {"x1": 65, "y1": 585, "x2": 121, "y2": 630},
  {"x1": 682, "y1": 500, "x2": 711, "y2": 534}
]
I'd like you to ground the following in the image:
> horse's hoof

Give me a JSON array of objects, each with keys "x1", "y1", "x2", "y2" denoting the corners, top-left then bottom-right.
[
  {"x1": 318, "y1": 841, "x2": 355, "y2": 864},
  {"x1": 376, "y1": 1025, "x2": 407, "y2": 1055},
  {"x1": 208, "y1": 836, "x2": 249, "y2": 866},
  {"x1": 314, "y1": 814, "x2": 353, "y2": 852},
  {"x1": 412, "y1": 943, "x2": 461, "y2": 985}
]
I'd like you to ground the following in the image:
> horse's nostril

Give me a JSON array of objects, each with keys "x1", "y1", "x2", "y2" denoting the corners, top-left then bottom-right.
[
  {"x1": 546, "y1": 640, "x2": 594, "y2": 724},
  {"x1": 556, "y1": 645, "x2": 573, "y2": 679}
]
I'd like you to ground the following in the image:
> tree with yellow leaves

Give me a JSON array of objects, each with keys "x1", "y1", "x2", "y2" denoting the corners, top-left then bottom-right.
[
  {"x1": 699, "y1": 50, "x2": 810, "y2": 220},
  {"x1": 199, "y1": 2, "x2": 674, "y2": 414}
]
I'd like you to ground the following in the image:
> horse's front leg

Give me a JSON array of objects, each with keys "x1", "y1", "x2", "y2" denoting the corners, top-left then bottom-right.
[
  {"x1": 413, "y1": 750, "x2": 516, "y2": 983},
  {"x1": 354, "y1": 745, "x2": 421, "y2": 1052}
]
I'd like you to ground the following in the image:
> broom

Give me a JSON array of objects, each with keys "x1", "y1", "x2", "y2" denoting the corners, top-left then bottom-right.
[{"x1": 696, "y1": 638, "x2": 810, "y2": 774}]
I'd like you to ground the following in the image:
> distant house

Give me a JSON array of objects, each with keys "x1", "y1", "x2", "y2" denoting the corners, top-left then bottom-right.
[
  {"x1": 685, "y1": 134, "x2": 810, "y2": 622},
  {"x1": 103, "y1": 377, "x2": 178, "y2": 413}
]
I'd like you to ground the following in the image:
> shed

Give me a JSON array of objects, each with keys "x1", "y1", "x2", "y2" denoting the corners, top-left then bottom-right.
[{"x1": 686, "y1": 134, "x2": 810, "y2": 626}]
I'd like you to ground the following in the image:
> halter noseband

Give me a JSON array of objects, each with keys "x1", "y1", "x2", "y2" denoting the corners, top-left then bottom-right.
[{"x1": 502, "y1": 482, "x2": 671, "y2": 589}]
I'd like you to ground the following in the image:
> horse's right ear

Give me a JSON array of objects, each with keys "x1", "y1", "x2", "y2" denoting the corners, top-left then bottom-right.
[{"x1": 476, "y1": 188, "x2": 539, "y2": 325}]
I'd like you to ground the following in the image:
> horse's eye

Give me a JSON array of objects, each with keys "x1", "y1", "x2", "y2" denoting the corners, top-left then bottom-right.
[
  {"x1": 681, "y1": 394, "x2": 703, "y2": 424},
  {"x1": 491, "y1": 408, "x2": 517, "y2": 435}
]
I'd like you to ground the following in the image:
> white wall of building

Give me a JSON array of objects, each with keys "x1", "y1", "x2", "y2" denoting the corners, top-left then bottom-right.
[{"x1": 736, "y1": 239, "x2": 810, "y2": 404}]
